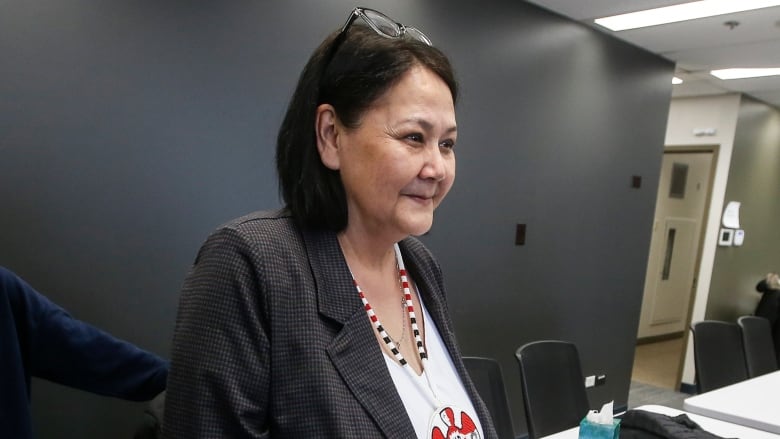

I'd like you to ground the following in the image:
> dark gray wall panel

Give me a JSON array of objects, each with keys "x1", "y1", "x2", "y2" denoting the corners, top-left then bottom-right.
[{"x1": 0, "y1": 0, "x2": 673, "y2": 437}]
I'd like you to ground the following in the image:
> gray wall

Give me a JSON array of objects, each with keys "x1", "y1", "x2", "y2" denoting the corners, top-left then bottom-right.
[
  {"x1": 0, "y1": 0, "x2": 673, "y2": 437},
  {"x1": 707, "y1": 96, "x2": 780, "y2": 321}
]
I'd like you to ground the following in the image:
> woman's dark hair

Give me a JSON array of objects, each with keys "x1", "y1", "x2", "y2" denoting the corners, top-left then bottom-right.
[{"x1": 276, "y1": 24, "x2": 458, "y2": 232}]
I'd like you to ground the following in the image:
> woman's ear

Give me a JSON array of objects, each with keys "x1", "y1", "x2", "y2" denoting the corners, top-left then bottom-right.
[{"x1": 315, "y1": 103, "x2": 340, "y2": 171}]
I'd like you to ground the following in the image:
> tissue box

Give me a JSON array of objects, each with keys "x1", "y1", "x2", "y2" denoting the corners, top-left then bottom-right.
[{"x1": 578, "y1": 417, "x2": 620, "y2": 439}]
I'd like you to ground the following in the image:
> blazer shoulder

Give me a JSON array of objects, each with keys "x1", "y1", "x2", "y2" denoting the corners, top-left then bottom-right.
[
  {"x1": 190, "y1": 208, "x2": 305, "y2": 269},
  {"x1": 214, "y1": 208, "x2": 300, "y2": 248},
  {"x1": 221, "y1": 208, "x2": 294, "y2": 232}
]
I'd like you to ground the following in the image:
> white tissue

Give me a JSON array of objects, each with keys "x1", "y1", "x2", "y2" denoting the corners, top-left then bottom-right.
[{"x1": 585, "y1": 401, "x2": 614, "y2": 424}]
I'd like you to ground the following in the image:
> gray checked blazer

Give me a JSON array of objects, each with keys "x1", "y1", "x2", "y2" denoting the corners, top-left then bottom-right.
[{"x1": 163, "y1": 209, "x2": 498, "y2": 438}]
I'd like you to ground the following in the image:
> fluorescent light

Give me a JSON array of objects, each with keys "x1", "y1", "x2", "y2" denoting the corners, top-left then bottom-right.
[
  {"x1": 711, "y1": 68, "x2": 780, "y2": 79},
  {"x1": 672, "y1": 77, "x2": 683, "y2": 84},
  {"x1": 594, "y1": 0, "x2": 780, "y2": 31}
]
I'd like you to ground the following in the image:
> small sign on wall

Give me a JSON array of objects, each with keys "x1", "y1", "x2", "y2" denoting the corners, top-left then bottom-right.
[
  {"x1": 733, "y1": 229, "x2": 745, "y2": 246},
  {"x1": 719, "y1": 201, "x2": 745, "y2": 247},
  {"x1": 722, "y1": 201, "x2": 740, "y2": 228},
  {"x1": 718, "y1": 228, "x2": 734, "y2": 246},
  {"x1": 718, "y1": 228, "x2": 746, "y2": 247}
]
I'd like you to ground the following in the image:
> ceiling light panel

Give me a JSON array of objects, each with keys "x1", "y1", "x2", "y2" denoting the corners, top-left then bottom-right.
[
  {"x1": 711, "y1": 68, "x2": 780, "y2": 79},
  {"x1": 595, "y1": 0, "x2": 780, "y2": 31}
]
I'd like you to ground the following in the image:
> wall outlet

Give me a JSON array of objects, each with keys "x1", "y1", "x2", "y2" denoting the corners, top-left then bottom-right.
[
  {"x1": 596, "y1": 374, "x2": 606, "y2": 386},
  {"x1": 585, "y1": 375, "x2": 596, "y2": 388}
]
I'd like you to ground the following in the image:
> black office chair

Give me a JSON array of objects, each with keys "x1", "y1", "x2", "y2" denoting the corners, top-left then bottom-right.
[
  {"x1": 690, "y1": 320, "x2": 748, "y2": 393},
  {"x1": 515, "y1": 340, "x2": 590, "y2": 439},
  {"x1": 462, "y1": 356, "x2": 515, "y2": 439},
  {"x1": 133, "y1": 391, "x2": 165, "y2": 439},
  {"x1": 738, "y1": 315, "x2": 779, "y2": 378}
]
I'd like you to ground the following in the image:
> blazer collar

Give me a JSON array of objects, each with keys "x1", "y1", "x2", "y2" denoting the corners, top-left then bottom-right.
[
  {"x1": 301, "y1": 227, "x2": 358, "y2": 325},
  {"x1": 300, "y1": 229, "x2": 491, "y2": 437},
  {"x1": 301, "y1": 229, "x2": 446, "y2": 326},
  {"x1": 301, "y1": 228, "x2": 415, "y2": 436}
]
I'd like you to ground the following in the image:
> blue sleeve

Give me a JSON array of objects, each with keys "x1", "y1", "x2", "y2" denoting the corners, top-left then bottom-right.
[{"x1": 1, "y1": 266, "x2": 168, "y2": 401}]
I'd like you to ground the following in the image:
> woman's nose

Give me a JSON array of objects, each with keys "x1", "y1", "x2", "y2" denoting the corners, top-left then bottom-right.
[{"x1": 420, "y1": 146, "x2": 446, "y2": 181}]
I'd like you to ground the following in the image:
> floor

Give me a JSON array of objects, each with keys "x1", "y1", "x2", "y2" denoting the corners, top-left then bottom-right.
[
  {"x1": 631, "y1": 337, "x2": 685, "y2": 389},
  {"x1": 628, "y1": 336, "x2": 690, "y2": 410}
]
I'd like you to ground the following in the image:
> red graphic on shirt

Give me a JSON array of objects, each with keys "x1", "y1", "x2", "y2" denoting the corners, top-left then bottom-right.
[{"x1": 431, "y1": 406, "x2": 480, "y2": 439}]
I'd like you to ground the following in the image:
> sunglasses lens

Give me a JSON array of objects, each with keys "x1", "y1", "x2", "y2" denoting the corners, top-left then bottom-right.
[
  {"x1": 405, "y1": 27, "x2": 432, "y2": 46},
  {"x1": 362, "y1": 9, "x2": 402, "y2": 38}
]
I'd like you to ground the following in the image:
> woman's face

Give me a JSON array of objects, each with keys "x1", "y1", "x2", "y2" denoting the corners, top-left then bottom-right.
[{"x1": 332, "y1": 65, "x2": 457, "y2": 241}]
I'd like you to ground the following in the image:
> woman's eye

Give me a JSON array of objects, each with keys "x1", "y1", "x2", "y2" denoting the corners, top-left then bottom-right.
[
  {"x1": 439, "y1": 139, "x2": 456, "y2": 150},
  {"x1": 406, "y1": 133, "x2": 424, "y2": 143}
]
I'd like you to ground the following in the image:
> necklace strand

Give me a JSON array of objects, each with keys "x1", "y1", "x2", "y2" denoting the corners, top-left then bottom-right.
[
  {"x1": 353, "y1": 244, "x2": 439, "y2": 409},
  {"x1": 394, "y1": 294, "x2": 407, "y2": 346},
  {"x1": 354, "y1": 249, "x2": 426, "y2": 366},
  {"x1": 390, "y1": 268, "x2": 407, "y2": 347}
]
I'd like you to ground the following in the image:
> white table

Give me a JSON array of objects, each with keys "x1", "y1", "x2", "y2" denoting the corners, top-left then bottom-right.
[
  {"x1": 540, "y1": 404, "x2": 780, "y2": 439},
  {"x1": 684, "y1": 370, "x2": 780, "y2": 434}
]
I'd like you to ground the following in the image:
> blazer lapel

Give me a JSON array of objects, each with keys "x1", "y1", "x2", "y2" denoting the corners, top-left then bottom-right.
[
  {"x1": 400, "y1": 240, "x2": 498, "y2": 439},
  {"x1": 302, "y1": 228, "x2": 416, "y2": 437}
]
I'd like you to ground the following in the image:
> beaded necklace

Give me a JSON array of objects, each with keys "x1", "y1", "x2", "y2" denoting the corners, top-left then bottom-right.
[
  {"x1": 355, "y1": 245, "x2": 425, "y2": 370},
  {"x1": 351, "y1": 243, "x2": 482, "y2": 439}
]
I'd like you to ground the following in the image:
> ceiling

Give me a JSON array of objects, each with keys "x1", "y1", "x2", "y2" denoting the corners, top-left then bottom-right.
[{"x1": 527, "y1": 0, "x2": 780, "y2": 108}]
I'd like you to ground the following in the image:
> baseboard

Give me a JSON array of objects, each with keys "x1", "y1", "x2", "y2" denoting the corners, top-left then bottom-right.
[
  {"x1": 636, "y1": 332, "x2": 685, "y2": 345},
  {"x1": 679, "y1": 382, "x2": 696, "y2": 394}
]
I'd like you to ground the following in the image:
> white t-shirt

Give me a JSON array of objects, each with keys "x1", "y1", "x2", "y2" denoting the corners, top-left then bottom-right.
[{"x1": 383, "y1": 297, "x2": 484, "y2": 438}]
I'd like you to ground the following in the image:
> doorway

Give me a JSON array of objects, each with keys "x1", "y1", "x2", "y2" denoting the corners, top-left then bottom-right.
[{"x1": 634, "y1": 148, "x2": 715, "y2": 389}]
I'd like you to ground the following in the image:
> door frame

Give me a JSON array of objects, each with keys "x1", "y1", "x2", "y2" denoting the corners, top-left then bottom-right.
[
  {"x1": 638, "y1": 144, "x2": 719, "y2": 388},
  {"x1": 670, "y1": 145, "x2": 718, "y2": 387}
]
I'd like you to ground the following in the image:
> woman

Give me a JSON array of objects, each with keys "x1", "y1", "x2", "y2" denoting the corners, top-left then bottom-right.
[
  {"x1": 163, "y1": 7, "x2": 496, "y2": 438},
  {"x1": 755, "y1": 272, "x2": 780, "y2": 364}
]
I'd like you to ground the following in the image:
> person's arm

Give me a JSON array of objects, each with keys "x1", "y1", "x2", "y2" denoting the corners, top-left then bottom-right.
[
  {"x1": 163, "y1": 227, "x2": 271, "y2": 439},
  {"x1": 2, "y1": 266, "x2": 167, "y2": 401}
]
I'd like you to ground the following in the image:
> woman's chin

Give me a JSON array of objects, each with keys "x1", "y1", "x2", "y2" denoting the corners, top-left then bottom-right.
[{"x1": 404, "y1": 217, "x2": 434, "y2": 237}]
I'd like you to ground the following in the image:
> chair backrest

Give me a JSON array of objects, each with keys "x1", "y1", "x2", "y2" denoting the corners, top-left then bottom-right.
[
  {"x1": 690, "y1": 321, "x2": 748, "y2": 393},
  {"x1": 462, "y1": 356, "x2": 515, "y2": 439},
  {"x1": 515, "y1": 340, "x2": 590, "y2": 439},
  {"x1": 738, "y1": 315, "x2": 779, "y2": 378},
  {"x1": 133, "y1": 391, "x2": 165, "y2": 439}
]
